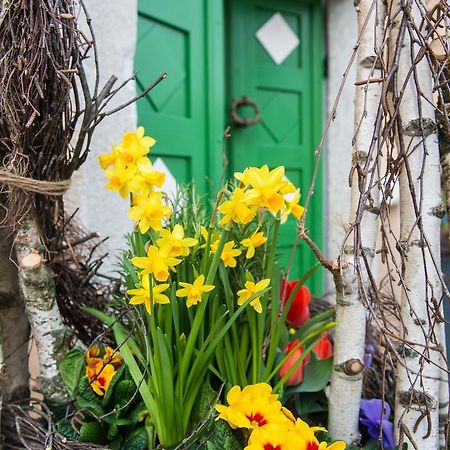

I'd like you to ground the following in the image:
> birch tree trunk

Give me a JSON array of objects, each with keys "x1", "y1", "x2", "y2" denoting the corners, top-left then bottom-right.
[
  {"x1": 328, "y1": 0, "x2": 385, "y2": 442},
  {"x1": 15, "y1": 217, "x2": 69, "y2": 405},
  {"x1": 393, "y1": 2, "x2": 443, "y2": 447}
]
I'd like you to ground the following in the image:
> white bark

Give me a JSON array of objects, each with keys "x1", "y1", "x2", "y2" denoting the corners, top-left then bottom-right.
[
  {"x1": 393, "y1": 2, "x2": 443, "y2": 447},
  {"x1": 15, "y1": 217, "x2": 69, "y2": 405},
  {"x1": 328, "y1": 0, "x2": 385, "y2": 443}
]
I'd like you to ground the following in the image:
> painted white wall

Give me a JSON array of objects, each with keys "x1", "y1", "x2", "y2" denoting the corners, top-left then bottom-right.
[
  {"x1": 67, "y1": 0, "x2": 138, "y2": 274},
  {"x1": 324, "y1": 0, "x2": 357, "y2": 298}
]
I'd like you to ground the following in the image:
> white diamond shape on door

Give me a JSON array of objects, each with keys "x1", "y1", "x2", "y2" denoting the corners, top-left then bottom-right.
[{"x1": 255, "y1": 13, "x2": 300, "y2": 65}]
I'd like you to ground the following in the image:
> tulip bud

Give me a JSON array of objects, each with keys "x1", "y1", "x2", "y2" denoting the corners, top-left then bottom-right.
[
  {"x1": 280, "y1": 278, "x2": 311, "y2": 327},
  {"x1": 313, "y1": 333, "x2": 333, "y2": 359},
  {"x1": 279, "y1": 340, "x2": 306, "y2": 386}
]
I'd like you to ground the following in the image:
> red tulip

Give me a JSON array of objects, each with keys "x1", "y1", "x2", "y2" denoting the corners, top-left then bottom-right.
[
  {"x1": 280, "y1": 278, "x2": 311, "y2": 327},
  {"x1": 279, "y1": 340, "x2": 306, "y2": 386},
  {"x1": 314, "y1": 333, "x2": 333, "y2": 359}
]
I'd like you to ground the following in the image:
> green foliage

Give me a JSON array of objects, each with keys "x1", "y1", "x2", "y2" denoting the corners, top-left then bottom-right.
[
  {"x1": 58, "y1": 345, "x2": 148, "y2": 448},
  {"x1": 58, "y1": 348, "x2": 84, "y2": 399}
]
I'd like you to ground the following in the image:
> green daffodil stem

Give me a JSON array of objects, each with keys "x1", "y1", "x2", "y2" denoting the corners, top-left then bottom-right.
[
  {"x1": 265, "y1": 218, "x2": 280, "y2": 279},
  {"x1": 177, "y1": 229, "x2": 229, "y2": 400}
]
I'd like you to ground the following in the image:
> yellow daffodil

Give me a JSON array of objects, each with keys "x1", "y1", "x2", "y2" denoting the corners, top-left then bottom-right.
[
  {"x1": 237, "y1": 279, "x2": 271, "y2": 313},
  {"x1": 216, "y1": 383, "x2": 287, "y2": 430},
  {"x1": 280, "y1": 189, "x2": 305, "y2": 224},
  {"x1": 87, "y1": 360, "x2": 116, "y2": 397},
  {"x1": 218, "y1": 188, "x2": 257, "y2": 226},
  {"x1": 176, "y1": 274, "x2": 215, "y2": 307},
  {"x1": 105, "y1": 163, "x2": 136, "y2": 198},
  {"x1": 244, "y1": 165, "x2": 288, "y2": 214},
  {"x1": 211, "y1": 240, "x2": 242, "y2": 267},
  {"x1": 292, "y1": 419, "x2": 346, "y2": 450},
  {"x1": 241, "y1": 229, "x2": 267, "y2": 259},
  {"x1": 116, "y1": 126, "x2": 156, "y2": 167},
  {"x1": 245, "y1": 425, "x2": 294, "y2": 450},
  {"x1": 98, "y1": 145, "x2": 120, "y2": 169},
  {"x1": 131, "y1": 245, "x2": 181, "y2": 281},
  {"x1": 157, "y1": 224, "x2": 198, "y2": 257},
  {"x1": 128, "y1": 192, "x2": 171, "y2": 234},
  {"x1": 127, "y1": 275, "x2": 170, "y2": 314},
  {"x1": 129, "y1": 158, "x2": 166, "y2": 196}
]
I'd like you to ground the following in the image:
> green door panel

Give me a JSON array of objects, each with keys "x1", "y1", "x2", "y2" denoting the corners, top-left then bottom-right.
[
  {"x1": 135, "y1": 0, "x2": 210, "y2": 189},
  {"x1": 227, "y1": 0, "x2": 323, "y2": 294}
]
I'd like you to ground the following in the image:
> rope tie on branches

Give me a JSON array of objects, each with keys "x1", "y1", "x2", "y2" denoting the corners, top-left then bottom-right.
[{"x1": 0, "y1": 169, "x2": 70, "y2": 196}]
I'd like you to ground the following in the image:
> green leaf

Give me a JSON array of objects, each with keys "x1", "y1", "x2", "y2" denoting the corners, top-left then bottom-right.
[
  {"x1": 79, "y1": 422, "x2": 107, "y2": 444},
  {"x1": 108, "y1": 421, "x2": 119, "y2": 440},
  {"x1": 76, "y1": 395, "x2": 106, "y2": 418},
  {"x1": 121, "y1": 426, "x2": 148, "y2": 450},
  {"x1": 128, "y1": 401, "x2": 148, "y2": 425},
  {"x1": 58, "y1": 348, "x2": 85, "y2": 399},
  {"x1": 286, "y1": 355, "x2": 333, "y2": 393},
  {"x1": 109, "y1": 379, "x2": 137, "y2": 409},
  {"x1": 56, "y1": 418, "x2": 79, "y2": 440},
  {"x1": 102, "y1": 364, "x2": 126, "y2": 407},
  {"x1": 208, "y1": 420, "x2": 242, "y2": 450}
]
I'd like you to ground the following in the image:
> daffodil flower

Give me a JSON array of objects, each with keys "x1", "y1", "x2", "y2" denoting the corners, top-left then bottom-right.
[
  {"x1": 218, "y1": 188, "x2": 257, "y2": 226},
  {"x1": 280, "y1": 189, "x2": 305, "y2": 224},
  {"x1": 131, "y1": 245, "x2": 181, "y2": 281},
  {"x1": 157, "y1": 224, "x2": 198, "y2": 257},
  {"x1": 129, "y1": 158, "x2": 166, "y2": 196},
  {"x1": 241, "y1": 229, "x2": 267, "y2": 258},
  {"x1": 127, "y1": 274, "x2": 170, "y2": 314},
  {"x1": 176, "y1": 274, "x2": 215, "y2": 307},
  {"x1": 98, "y1": 145, "x2": 120, "y2": 169},
  {"x1": 116, "y1": 126, "x2": 156, "y2": 167},
  {"x1": 128, "y1": 192, "x2": 171, "y2": 233},
  {"x1": 211, "y1": 240, "x2": 242, "y2": 267},
  {"x1": 105, "y1": 163, "x2": 136, "y2": 198},
  {"x1": 237, "y1": 279, "x2": 270, "y2": 313}
]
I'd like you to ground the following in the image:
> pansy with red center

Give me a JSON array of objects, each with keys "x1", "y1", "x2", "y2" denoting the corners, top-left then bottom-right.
[
  {"x1": 292, "y1": 418, "x2": 346, "y2": 450},
  {"x1": 245, "y1": 425, "x2": 294, "y2": 450},
  {"x1": 215, "y1": 383, "x2": 289, "y2": 430}
]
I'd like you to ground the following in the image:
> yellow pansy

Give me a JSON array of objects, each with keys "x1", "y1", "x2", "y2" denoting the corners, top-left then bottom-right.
[
  {"x1": 128, "y1": 192, "x2": 171, "y2": 234},
  {"x1": 211, "y1": 240, "x2": 242, "y2": 267},
  {"x1": 131, "y1": 245, "x2": 181, "y2": 281},
  {"x1": 215, "y1": 383, "x2": 287, "y2": 430},
  {"x1": 176, "y1": 274, "x2": 215, "y2": 307},
  {"x1": 127, "y1": 275, "x2": 170, "y2": 314},
  {"x1": 87, "y1": 361, "x2": 116, "y2": 397},
  {"x1": 245, "y1": 425, "x2": 294, "y2": 450},
  {"x1": 241, "y1": 229, "x2": 267, "y2": 259},
  {"x1": 280, "y1": 189, "x2": 305, "y2": 224},
  {"x1": 237, "y1": 279, "x2": 270, "y2": 313},
  {"x1": 103, "y1": 346, "x2": 123, "y2": 369},
  {"x1": 116, "y1": 126, "x2": 156, "y2": 167},
  {"x1": 218, "y1": 188, "x2": 257, "y2": 226},
  {"x1": 105, "y1": 163, "x2": 136, "y2": 198},
  {"x1": 129, "y1": 158, "x2": 166, "y2": 196},
  {"x1": 157, "y1": 224, "x2": 198, "y2": 257},
  {"x1": 292, "y1": 419, "x2": 346, "y2": 450}
]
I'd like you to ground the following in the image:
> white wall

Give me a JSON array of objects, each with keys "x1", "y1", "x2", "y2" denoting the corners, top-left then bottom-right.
[
  {"x1": 324, "y1": 0, "x2": 357, "y2": 298},
  {"x1": 67, "y1": 0, "x2": 138, "y2": 274}
]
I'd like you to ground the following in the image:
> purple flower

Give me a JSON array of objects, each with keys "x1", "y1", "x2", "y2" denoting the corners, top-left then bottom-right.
[
  {"x1": 364, "y1": 344, "x2": 376, "y2": 368},
  {"x1": 360, "y1": 399, "x2": 395, "y2": 449}
]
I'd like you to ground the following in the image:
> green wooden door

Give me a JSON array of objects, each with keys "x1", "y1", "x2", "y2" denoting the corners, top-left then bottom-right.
[
  {"x1": 227, "y1": 0, "x2": 323, "y2": 293},
  {"x1": 135, "y1": 1, "x2": 212, "y2": 189}
]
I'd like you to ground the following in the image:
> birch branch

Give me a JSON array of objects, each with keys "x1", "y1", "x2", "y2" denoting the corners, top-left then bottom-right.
[{"x1": 15, "y1": 218, "x2": 70, "y2": 406}]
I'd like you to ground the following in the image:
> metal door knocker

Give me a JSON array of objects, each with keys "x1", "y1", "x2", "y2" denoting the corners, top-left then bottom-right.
[{"x1": 230, "y1": 96, "x2": 260, "y2": 127}]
